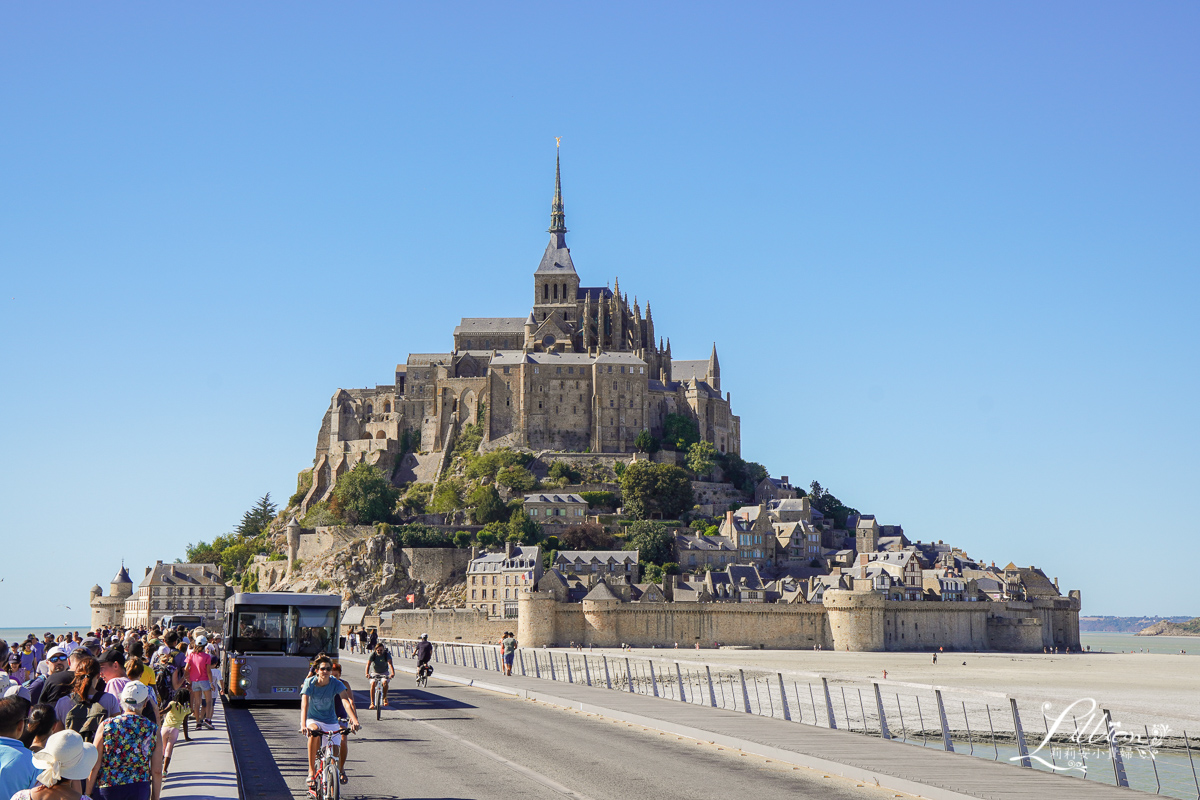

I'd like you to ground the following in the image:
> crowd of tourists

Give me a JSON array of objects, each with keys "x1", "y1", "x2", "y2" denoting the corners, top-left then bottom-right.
[{"x1": 0, "y1": 626, "x2": 222, "y2": 800}]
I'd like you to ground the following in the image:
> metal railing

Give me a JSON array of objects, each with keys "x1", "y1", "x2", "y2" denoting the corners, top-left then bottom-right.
[{"x1": 378, "y1": 639, "x2": 1200, "y2": 800}]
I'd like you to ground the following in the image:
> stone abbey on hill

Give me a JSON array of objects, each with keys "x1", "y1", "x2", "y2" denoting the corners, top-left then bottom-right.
[{"x1": 303, "y1": 151, "x2": 738, "y2": 508}]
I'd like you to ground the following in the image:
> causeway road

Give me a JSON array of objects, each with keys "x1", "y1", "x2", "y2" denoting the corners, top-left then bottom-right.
[{"x1": 227, "y1": 670, "x2": 923, "y2": 800}]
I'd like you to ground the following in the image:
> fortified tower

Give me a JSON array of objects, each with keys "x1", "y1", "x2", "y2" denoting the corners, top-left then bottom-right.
[{"x1": 824, "y1": 585, "x2": 886, "y2": 651}]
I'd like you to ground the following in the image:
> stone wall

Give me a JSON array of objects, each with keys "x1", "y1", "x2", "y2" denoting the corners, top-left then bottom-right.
[
  {"x1": 381, "y1": 608, "x2": 508, "y2": 644},
  {"x1": 401, "y1": 548, "x2": 473, "y2": 586},
  {"x1": 517, "y1": 588, "x2": 1081, "y2": 652},
  {"x1": 882, "y1": 601, "x2": 990, "y2": 651},
  {"x1": 296, "y1": 525, "x2": 374, "y2": 564}
]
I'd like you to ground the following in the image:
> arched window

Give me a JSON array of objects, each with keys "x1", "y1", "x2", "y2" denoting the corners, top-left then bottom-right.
[
  {"x1": 543, "y1": 284, "x2": 549, "y2": 300},
  {"x1": 375, "y1": 431, "x2": 386, "y2": 439},
  {"x1": 553, "y1": 284, "x2": 559, "y2": 300},
  {"x1": 365, "y1": 404, "x2": 373, "y2": 415},
  {"x1": 383, "y1": 401, "x2": 391, "y2": 413}
]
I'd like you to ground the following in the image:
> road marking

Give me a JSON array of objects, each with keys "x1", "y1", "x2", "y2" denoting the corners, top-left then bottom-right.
[{"x1": 391, "y1": 706, "x2": 596, "y2": 800}]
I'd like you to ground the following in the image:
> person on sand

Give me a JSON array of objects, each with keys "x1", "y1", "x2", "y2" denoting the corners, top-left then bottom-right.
[
  {"x1": 932, "y1": 653, "x2": 937, "y2": 664},
  {"x1": 13, "y1": 728, "x2": 98, "y2": 800},
  {"x1": 881, "y1": 670, "x2": 887, "y2": 680}
]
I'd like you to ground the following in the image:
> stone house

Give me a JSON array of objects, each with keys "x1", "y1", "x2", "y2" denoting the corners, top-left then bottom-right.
[
  {"x1": 922, "y1": 569, "x2": 967, "y2": 601},
  {"x1": 122, "y1": 561, "x2": 230, "y2": 630},
  {"x1": 523, "y1": 492, "x2": 588, "y2": 523},
  {"x1": 554, "y1": 550, "x2": 640, "y2": 584},
  {"x1": 753, "y1": 475, "x2": 798, "y2": 505},
  {"x1": 719, "y1": 506, "x2": 775, "y2": 568},
  {"x1": 855, "y1": 550, "x2": 923, "y2": 600},
  {"x1": 772, "y1": 520, "x2": 822, "y2": 565},
  {"x1": 673, "y1": 532, "x2": 737, "y2": 572},
  {"x1": 467, "y1": 544, "x2": 543, "y2": 618}
]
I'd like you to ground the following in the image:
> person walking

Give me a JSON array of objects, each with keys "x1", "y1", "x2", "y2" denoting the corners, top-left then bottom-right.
[
  {"x1": 0, "y1": 696, "x2": 39, "y2": 799},
  {"x1": 501, "y1": 633, "x2": 517, "y2": 676},
  {"x1": 57, "y1": 658, "x2": 119, "y2": 741},
  {"x1": 37, "y1": 648, "x2": 76, "y2": 708},
  {"x1": 158, "y1": 687, "x2": 191, "y2": 776},
  {"x1": 184, "y1": 639, "x2": 213, "y2": 731},
  {"x1": 11, "y1": 728, "x2": 98, "y2": 800},
  {"x1": 86, "y1": 682, "x2": 162, "y2": 800},
  {"x1": 22, "y1": 705, "x2": 58, "y2": 753}
]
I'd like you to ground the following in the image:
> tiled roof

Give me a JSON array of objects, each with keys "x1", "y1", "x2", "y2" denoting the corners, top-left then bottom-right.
[
  {"x1": 556, "y1": 550, "x2": 638, "y2": 564},
  {"x1": 453, "y1": 318, "x2": 527, "y2": 335},
  {"x1": 524, "y1": 493, "x2": 587, "y2": 504}
]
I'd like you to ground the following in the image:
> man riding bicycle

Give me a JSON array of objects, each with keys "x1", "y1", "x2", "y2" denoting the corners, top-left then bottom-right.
[
  {"x1": 300, "y1": 655, "x2": 361, "y2": 794},
  {"x1": 366, "y1": 642, "x2": 395, "y2": 709},
  {"x1": 414, "y1": 633, "x2": 433, "y2": 680}
]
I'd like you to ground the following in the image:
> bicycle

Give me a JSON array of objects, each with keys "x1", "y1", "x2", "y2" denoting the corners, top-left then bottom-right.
[
  {"x1": 416, "y1": 662, "x2": 432, "y2": 688},
  {"x1": 305, "y1": 722, "x2": 354, "y2": 800},
  {"x1": 368, "y1": 673, "x2": 388, "y2": 719}
]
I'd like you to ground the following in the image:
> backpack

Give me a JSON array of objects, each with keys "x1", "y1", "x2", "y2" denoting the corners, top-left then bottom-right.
[
  {"x1": 64, "y1": 691, "x2": 107, "y2": 741},
  {"x1": 154, "y1": 651, "x2": 180, "y2": 703}
]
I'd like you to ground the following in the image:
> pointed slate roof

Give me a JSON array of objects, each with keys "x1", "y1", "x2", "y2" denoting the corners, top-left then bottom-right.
[
  {"x1": 537, "y1": 147, "x2": 576, "y2": 275},
  {"x1": 583, "y1": 580, "x2": 620, "y2": 602},
  {"x1": 112, "y1": 564, "x2": 132, "y2": 585}
]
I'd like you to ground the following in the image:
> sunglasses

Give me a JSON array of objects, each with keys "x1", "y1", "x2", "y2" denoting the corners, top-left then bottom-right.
[
  {"x1": 49, "y1": 655, "x2": 68, "y2": 662},
  {"x1": 316, "y1": 666, "x2": 332, "y2": 672}
]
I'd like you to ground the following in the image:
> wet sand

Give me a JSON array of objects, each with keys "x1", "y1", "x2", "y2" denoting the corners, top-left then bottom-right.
[{"x1": 576, "y1": 647, "x2": 1200, "y2": 739}]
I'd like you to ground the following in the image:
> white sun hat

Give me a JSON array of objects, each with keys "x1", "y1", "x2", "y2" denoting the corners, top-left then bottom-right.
[{"x1": 32, "y1": 729, "x2": 99, "y2": 785}]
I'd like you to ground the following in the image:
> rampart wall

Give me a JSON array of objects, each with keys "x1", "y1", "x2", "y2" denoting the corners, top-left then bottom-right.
[
  {"x1": 380, "y1": 608, "x2": 508, "y2": 644},
  {"x1": 517, "y1": 589, "x2": 1081, "y2": 652}
]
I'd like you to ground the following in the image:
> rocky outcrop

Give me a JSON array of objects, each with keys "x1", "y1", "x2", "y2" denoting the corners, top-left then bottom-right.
[
  {"x1": 249, "y1": 531, "x2": 471, "y2": 613},
  {"x1": 1135, "y1": 619, "x2": 1200, "y2": 636}
]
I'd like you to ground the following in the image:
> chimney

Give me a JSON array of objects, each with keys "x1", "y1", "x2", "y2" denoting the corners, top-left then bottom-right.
[
  {"x1": 1054, "y1": 577, "x2": 1059, "y2": 590},
  {"x1": 781, "y1": 476, "x2": 789, "y2": 485},
  {"x1": 145, "y1": 567, "x2": 151, "y2": 577},
  {"x1": 858, "y1": 553, "x2": 869, "y2": 565},
  {"x1": 725, "y1": 510, "x2": 734, "y2": 528},
  {"x1": 505, "y1": 541, "x2": 514, "y2": 559},
  {"x1": 470, "y1": 546, "x2": 478, "y2": 561}
]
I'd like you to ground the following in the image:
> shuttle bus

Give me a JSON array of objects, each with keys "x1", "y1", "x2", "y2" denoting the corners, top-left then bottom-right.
[
  {"x1": 159, "y1": 614, "x2": 205, "y2": 632},
  {"x1": 221, "y1": 592, "x2": 341, "y2": 703}
]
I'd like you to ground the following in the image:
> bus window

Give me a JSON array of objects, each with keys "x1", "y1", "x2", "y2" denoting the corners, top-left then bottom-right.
[
  {"x1": 294, "y1": 606, "x2": 337, "y2": 657},
  {"x1": 231, "y1": 607, "x2": 288, "y2": 653}
]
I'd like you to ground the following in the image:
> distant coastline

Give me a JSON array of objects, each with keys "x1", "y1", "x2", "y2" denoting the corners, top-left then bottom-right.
[
  {"x1": 1078, "y1": 615, "x2": 1192, "y2": 633},
  {"x1": 1135, "y1": 618, "x2": 1200, "y2": 637}
]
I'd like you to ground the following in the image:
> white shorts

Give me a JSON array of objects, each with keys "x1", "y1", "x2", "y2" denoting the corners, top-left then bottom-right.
[{"x1": 306, "y1": 719, "x2": 343, "y2": 746}]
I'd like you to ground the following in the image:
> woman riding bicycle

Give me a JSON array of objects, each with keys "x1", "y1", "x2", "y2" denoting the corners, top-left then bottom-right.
[
  {"x1": 366, "y1": 643, "x2": 394, "y2": 709},
  {"x1": 300, "y1": 655, "x2": 360, "y2": 794}
]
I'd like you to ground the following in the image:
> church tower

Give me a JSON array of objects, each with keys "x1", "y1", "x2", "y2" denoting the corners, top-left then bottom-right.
[{"x1": 533, "y1": 143, "x2": 580, "y2": 326}]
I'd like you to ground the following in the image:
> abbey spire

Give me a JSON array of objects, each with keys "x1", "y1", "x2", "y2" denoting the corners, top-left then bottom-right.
[{"x1": 549, "y1": 142, "x2": 567, "y2": 240}]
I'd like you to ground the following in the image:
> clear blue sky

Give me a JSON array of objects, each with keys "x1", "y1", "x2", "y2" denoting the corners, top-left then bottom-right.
[{"x1": 2, "y1": 3, "x2": 1196, "y2": 627}]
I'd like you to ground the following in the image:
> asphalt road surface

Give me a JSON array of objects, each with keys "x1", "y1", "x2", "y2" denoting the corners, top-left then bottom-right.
[{"x1": 227, "y1": 671, "x2": 915, "y2": 800}]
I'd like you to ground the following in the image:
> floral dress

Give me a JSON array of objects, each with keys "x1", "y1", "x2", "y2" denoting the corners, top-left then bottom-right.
[{"x1": 97, "y1": 713, "x2": 156, "y2": 787}]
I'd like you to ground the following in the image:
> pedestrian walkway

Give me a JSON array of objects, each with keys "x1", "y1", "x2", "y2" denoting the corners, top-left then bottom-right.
[
  {"x1": 342, "y1": 649, "x2": 1151, "y2": 800},
  {"x1": 160, "y1": 698, "x2": 239, "y2": 800}
]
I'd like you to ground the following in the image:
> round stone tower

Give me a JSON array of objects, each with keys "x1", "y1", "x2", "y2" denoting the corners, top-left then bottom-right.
[
  {"x1": 581, "y1": 587, "x2": 621, "y2": 648},
  {"x1": 518, "y1": 590, "x2": 558, "y2": 647},
  {"x1": 824, "y1": 587, "x2": 886, "y2": 652},
  {"x1": 110, "y1": 564, "x2": 134, "y2": 600},
  {"x1": 286, "y1": 516, "x2": 302, "y2": 576}
]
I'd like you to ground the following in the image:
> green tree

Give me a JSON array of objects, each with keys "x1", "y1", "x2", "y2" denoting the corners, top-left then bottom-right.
[
  {"x1": 641, "y1": 562, "x2": 664, "y2": 583},
  {"x1": 220, "y1": 541, "x2": 258, "y2": 577},
  {"x1": 686, "y1": 441, "x2": 719, "y2": 479},
  {"x1": 186, "y1": 540, "x2": 221, "y2": 564},
  {"x1": 398, "y1": 483, "x2": 432, "y2": 515},
  {"x1": 429, "y1": 479, "x2": 465, "y2": 514},
  {"x1": 624, "y1": 520, "x2": 674, "y2": 565},
  {"x1": 468, "y1": 484, "x2": 506, "y2": 524},
  {"x1": 332, "y1": 463, "x2": 399, "y2": 524},
  {"x1": 236, "y1": 493, "x2": 278, "y2": 538},
  {"x1": 395, "y1": 523, "x2": 453, "y2": 548},
  {"x1": 507, "y1": 511, "x2": 542, "y2": 545},
  {"x1": 558, "y1": 523, "x2": 615, "y2": 550},
  {"x1": 543, "y1": 534, "x2": 560, "y2": 552},
  {"x1": 634, "y1": 430, "x2": 660, "y2": 454},
  {"x1": 496, "y1": 465, "x2": 537, "y2": 492},
  {"x1": 547, "y1": 461, "x2": 582, "y2": 483},
  {"x1": 620, "y1": 461, "x2": 694, "y2": 520},
  {"x1": 476, "y1": 523, "x2": 504, "y2": 549},
  {"x1": 662, "y1": 413, "x2": 700, "y2": 451},
  {"x1": 453, "y1": 530, "x2": 472, "y2": 549},
  {"x1": 808, "y1": 481, "x2": 859, "y2": 528}
]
